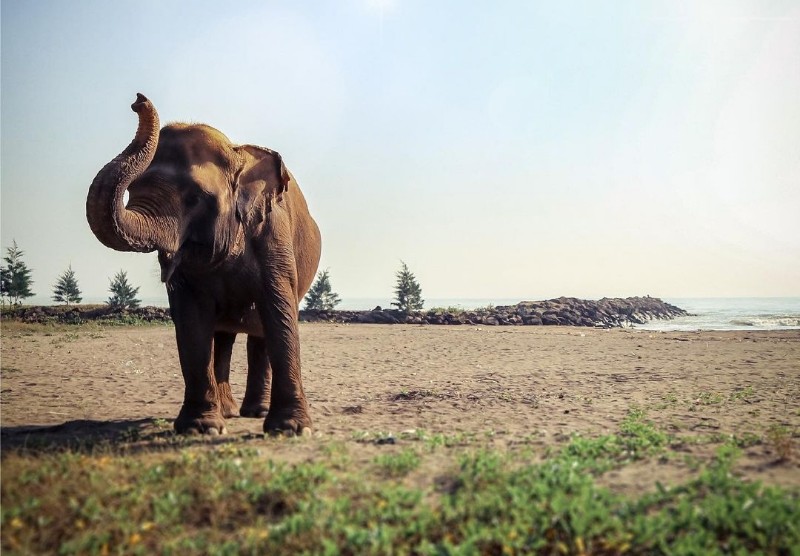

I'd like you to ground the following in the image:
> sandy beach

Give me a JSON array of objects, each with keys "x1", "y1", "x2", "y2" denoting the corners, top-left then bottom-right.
[{"x1": 2, "y1": 323, "x2": 798, "y2": 491}]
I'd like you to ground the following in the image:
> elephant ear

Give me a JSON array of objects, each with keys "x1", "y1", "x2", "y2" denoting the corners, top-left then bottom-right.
[{"x1": 233, "y1": 145, "x2": 290, "y2": 226}]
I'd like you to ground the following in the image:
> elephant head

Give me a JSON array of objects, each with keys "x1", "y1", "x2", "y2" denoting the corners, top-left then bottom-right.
[{"x1": 86, "y1": 94, "x2": 290, "y2": 282}]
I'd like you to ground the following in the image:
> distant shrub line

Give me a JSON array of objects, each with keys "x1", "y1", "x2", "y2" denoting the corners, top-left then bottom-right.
[{"x1": 1, "y1": 305, "x2": 171, "y2": 326}]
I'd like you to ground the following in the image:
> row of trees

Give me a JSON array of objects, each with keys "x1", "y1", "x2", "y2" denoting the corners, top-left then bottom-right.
[
  {"x1": 304, "y1": 261, "x2": 423, "y2": 313},
  {"x1": 0, "y1": 241, "x2": 141, "y2": 308},
  {"x1": 1, "y1": 240, "x2": 425, "y2": 313}
]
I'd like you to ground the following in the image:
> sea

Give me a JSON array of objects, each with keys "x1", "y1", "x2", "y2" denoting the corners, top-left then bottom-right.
[
  {"x1": 632, "y1": 297, "x2": 800, "y2": 332},
  {"x1": 333, "y1": 297, "x2": 800, "y2": 332},
  {"x1": 28, "y1": 295, "x2": 800, "y2": 332}
]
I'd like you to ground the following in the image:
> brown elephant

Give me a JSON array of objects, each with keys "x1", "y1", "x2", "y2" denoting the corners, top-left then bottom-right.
[{"x1": 86, "y1": 94, "x2": 321, "y2": 436}]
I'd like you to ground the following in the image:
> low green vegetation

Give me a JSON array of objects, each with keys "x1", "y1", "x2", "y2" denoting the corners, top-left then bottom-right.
[
  {"x1": 557, "y1": 408, "x2": 669, "y2": 474},
  {"x1": 373, "y1": 447, "x2": 422, "y2": 477},
  {"x1": 428, "y1": 305, "x2": 469, "y2": 315},
  {"x1": 2, "y1": 409, "x2": 797, "y2": 555},
  {"x1": 766, "y1": 424, "x2": 794, "y2": 462},
  {"x1": 426, "y1": 305, "x2": 498, "y2": 316},
  {"x1": 695, "y1": 391, "x2": 726, "y2": 406},
  {"x1": 1, "y1": 305, "x2": 171, "y2": 331}
]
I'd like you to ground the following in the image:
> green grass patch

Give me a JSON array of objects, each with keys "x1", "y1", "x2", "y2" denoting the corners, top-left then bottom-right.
[
  {"x1": 373, "y1": 447, "x2": 422, "y2": 477},
  {"x1": 557, "y1": 407, "x2": 670, "y2": 473},
  {"x1": 2, "y1": 415, "x2": 798, "y2": 555},
  {"x1": 729, "y1": 386, "x2": 756, "y2": 402},
  {"x1": 695, "y1": 391, "x2": 726, "y2": 406}
]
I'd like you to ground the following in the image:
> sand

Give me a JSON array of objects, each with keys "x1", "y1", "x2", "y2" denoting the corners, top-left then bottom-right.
[{"x1": 2, "y1": 323, "x2": 798, "y2": 491}]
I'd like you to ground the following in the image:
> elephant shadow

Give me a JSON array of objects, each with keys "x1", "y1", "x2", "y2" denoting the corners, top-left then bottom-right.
[{"x1": 0, "y1": 418, "x2": 253, "y2": 454}]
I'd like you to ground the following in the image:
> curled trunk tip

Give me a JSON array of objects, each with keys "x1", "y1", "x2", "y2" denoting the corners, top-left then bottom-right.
[{"x1": 132, "y1": 93, "x2": 150, "y2": 113}]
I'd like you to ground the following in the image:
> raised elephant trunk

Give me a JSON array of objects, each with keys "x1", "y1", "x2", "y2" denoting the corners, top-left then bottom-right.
[{"x1": 86, "y1": 94, "x2": 177, "y2": 253}]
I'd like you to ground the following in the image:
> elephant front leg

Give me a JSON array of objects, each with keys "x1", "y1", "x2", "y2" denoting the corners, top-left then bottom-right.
[
  {"x1": 240, "y1": 335, "x2": 272, "y2": 418},
  {"x1": 258, "y1": 292, "x2": 311, "y2": 436},
  {"x1": 214, "y1": 332, "x2": 239, "y2": 419},
  {"x1": 172, "y1": 303, "x2": 226, "y2": 434}
]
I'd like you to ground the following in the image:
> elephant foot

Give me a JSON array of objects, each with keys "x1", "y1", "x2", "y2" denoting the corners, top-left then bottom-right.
[
  {"x1": 264, "y1": 405, "x2": 312, "y2": 437},
  {"x1": 174, "y1": 405, "x2": 227, "y2": 435},
  {"x1": 218, "y1": 385, "x2": 239, "y2": 419},
  {"x1": 240, "y1": 401, "x2": 269, "y2": 419}
]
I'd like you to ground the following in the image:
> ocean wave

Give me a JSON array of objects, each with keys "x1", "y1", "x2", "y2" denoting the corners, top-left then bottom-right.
[{"x1": 729, "y1": 316, "x2": 800, "y2": 328}]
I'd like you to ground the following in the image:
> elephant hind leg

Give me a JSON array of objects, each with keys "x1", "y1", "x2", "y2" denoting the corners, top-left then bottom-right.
[
  {"x1": 214, "y1": 331, "x2": 238, "y2": 418},
  {"x1": 240, "y1": 335, "x2": 271, "y2": 418}
]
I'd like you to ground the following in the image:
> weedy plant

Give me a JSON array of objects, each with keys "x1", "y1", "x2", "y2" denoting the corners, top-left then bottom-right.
[{"x1": 766, "y1": 424, "x2": 794, "y2": 462}]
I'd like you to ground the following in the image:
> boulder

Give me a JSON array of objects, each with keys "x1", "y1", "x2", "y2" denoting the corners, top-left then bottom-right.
[{"x1": 541, "y1": 313, "x2": 561, "y2": 325}]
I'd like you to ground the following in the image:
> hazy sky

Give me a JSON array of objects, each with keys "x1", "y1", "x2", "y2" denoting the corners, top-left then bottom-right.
[{"x1": 2, "y1": 0, "x2": 799, "y2": 305}]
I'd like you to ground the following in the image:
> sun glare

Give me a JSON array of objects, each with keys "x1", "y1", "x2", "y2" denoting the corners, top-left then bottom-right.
[{"x1": 365, "y1": 0, "x2": 397, "y2": 16}]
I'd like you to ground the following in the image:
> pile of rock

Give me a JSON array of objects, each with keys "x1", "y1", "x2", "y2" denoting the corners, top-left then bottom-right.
[
  {"x1": 300, "y1": 296, "x2": 687, "y2": 328},
  {"x1": 497, "y1": 296, "x2": 688, "y2": 327},
  {"x1": 4, "y1": 296, "x2": 687, "y2": 329}
]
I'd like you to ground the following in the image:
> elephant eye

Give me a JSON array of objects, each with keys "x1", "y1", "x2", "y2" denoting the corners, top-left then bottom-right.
[{"x1": 185, "y1": 194, "x2": 200, "y2": 208}]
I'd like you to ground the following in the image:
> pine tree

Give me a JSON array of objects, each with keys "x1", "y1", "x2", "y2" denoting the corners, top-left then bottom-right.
[
  {"x1": 1, "y1": 240, "x2": 35, "y2": 305},
  {"x1": 391, "y1": 261, "x2": 424, "y2": 313},
  {"x1": 0, "y1": 267, "x2": 10, "y2": 305},
  {"x1": 52, "y1": 265, "x2": 83, "y2": 306},
  {"x1": 107, "y1": 270, "x2": 141, "y2": 309},
  {"x1": 304, "y1": 269, "x2": 341, "y2": 311}
]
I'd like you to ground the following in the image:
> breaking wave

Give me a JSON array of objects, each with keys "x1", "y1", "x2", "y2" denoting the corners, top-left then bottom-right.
[
  {"x1": 729, "y1": 316, "x2": 800, "y2": 328},
  {"x1": 636, "y1": 298, "x2": 800, "y2": 331}
]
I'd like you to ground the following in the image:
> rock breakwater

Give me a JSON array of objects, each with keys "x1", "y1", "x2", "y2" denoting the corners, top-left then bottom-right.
[
  {"x1": 3, "y1": 296, "x2": 687, "y2": 328},
  {"x1": 300, "y1": 296, "x2": 688, "y2": 328}
]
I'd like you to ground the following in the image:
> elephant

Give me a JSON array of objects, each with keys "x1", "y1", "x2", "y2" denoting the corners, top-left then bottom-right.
[{"x1": 86, "y1": 94, "x2": 321, "y2": 436}]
